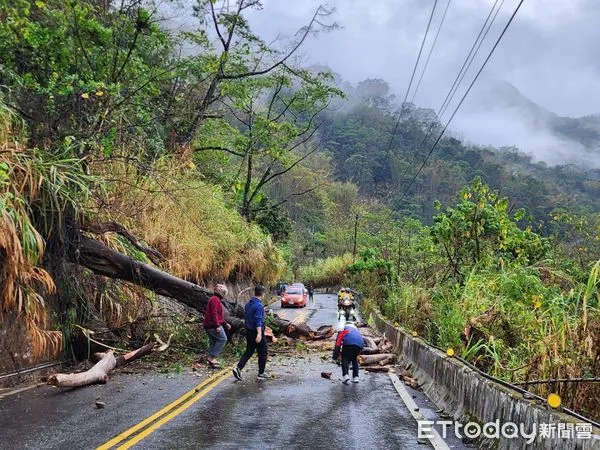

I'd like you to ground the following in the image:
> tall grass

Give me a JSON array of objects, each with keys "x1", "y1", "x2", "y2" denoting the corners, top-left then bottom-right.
[
  {"x1": 0, "y1": 108, "x2": 75, "y2": 359},
  {"x1": 88, "y1": 156, "x2": 284, "y2": 285},
  {"x1": 376, "y1": 261, "x2": 599, "y2": 418}
]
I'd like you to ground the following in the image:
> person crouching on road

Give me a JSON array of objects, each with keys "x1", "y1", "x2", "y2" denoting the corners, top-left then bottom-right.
[
  {"x1": 332, "y1": 322, "x2": 365, "y2": 384},
  {"x1": 202, "y1": 284, "x2": 231, "y2": 368},
  {"x1": 232, "y1": 285, "x2": 269, "y2": 381}
]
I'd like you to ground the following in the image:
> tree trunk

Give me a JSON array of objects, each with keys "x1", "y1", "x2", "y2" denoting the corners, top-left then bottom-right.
[
  {"x1": 115, "y1": 342, "x2": 156, "y2": 366},
  {"x1": 74, "y1": 236, "x2": 319, "y2": 337},
  {"x1": 75, "y1": 236, "x2": 244, "y2": 327},
  {"x1": 47, "y1": 351, "x2": 117, "y2": 387},
  {"x1": 47, "y1": 342, "x2": 157, "y2": 388},
  {"x1": 358, "y1": 353, "x2": 395, "y2": 366}
]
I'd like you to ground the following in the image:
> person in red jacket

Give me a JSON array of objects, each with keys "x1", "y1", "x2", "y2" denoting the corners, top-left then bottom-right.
[
  {"x1": 332, "y1": 322, "x2": 365, "y2": 384},
  {"x1": 202, "y1": 284, "x2": 231, "y2": 368}
]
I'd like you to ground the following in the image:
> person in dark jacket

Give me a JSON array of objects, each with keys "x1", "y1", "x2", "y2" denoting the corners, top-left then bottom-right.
[
  {"x1": 232, "y1": 285, "x2": 269, "y2": 381},
  {"x1": 201, "y1": 284, "x2": 231, "y2": 368},
  {"x1": 332, "y1": 322, "x2": 365, "y2": 384},
  {"x1": 307, "y1": 284, "x2": 315, "y2": 303}
]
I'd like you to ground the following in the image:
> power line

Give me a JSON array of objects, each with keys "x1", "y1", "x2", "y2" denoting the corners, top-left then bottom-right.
[
  {"x1": 438, "y1": 0, "x2": 506, "y2": 120},
  {"x1": 398, "y1": 0, "x2": 526, "y2": 204},
  {"x1": 398, "y1": 0, "x2": 505, "y2": 189},
  {"x1": 384, "y1": 0, "x2": 439, "y2": 156},
  {"x1": 410, "y1": 0, "x2": 453, "y2": 104}
]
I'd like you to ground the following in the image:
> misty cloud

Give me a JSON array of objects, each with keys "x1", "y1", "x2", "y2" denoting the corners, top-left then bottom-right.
[
  {"x1": 162, "y1": 0, "x2": 600, "y2": 166},
  {"x1": 243, "y1": 0, "x2": 600, "y2": 165}
]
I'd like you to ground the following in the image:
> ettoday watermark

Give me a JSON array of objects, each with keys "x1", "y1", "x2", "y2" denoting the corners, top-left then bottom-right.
[{"x1": 418, "y1": 420, "x2": 593, "y2": 444}]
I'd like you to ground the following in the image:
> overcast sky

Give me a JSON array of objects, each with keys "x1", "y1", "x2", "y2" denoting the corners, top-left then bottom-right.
[
  {"x1": 164, "y1": 0, "x2": 600, "y2": 164},
  {"x1": 244, "y1": 0, "x2": 599, "y2": 118},
  {"x1": 236, "y1": 0, "x2": 600, "y2": 164}
]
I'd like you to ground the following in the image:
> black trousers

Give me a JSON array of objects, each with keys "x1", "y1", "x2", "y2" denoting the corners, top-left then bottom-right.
[
  {"x1": 237, "y1": 329, "x2": 267, "y2": 374},
  {"x1": 341, "y1": 345, "x2": 362, "y2": 377}
]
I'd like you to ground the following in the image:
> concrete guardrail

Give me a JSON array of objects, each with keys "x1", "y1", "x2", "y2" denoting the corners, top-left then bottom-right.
[{"x1": 365, "y1": 305, "x2": 600, "y2": 450}]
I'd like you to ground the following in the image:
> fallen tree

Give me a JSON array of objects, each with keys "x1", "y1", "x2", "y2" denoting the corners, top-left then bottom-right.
[
  {"x1": 74, "y1": 236, "x2": 316, "y2": 338},
  {"x1": 77, "y1": 235, "x2": 243, "y2": 329}
]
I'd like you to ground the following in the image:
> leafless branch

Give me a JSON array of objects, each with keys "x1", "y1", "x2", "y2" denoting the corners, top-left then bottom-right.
[
  {"x1": 255, "y1": 182, "x2": 328, "y2": 212},
  {"x1": 210, "y1": 0, "x2": 227, "y2": 48},
  {"x1": 271, "y1": 92, "x2": 300, "y2": 123},
  {"x1": 218, "y1": 97, "x2": 250, "y2": 126},
  {"x1": 267, "y1": 78, "x2": 286, "y2": 120},
  {"x1": 220, "y1": 6, "x2": 326, "y2": 80},
  {"x1": 264, "y1": 139, "x2": 323, "y2": 185}
]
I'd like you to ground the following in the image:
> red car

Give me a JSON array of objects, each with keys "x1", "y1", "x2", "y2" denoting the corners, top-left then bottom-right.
[{"x1": 280, "y1": 284, "x2": 307, "y2": 308}]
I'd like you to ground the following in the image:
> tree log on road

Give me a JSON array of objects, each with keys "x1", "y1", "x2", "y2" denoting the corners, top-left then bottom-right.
[
  {"x1": 270, "y1": 316, "x2": 316, "y2": 339},
  {"x1": 361, "y1": 336, "x2": 379, "y2": 354},
  {"x1": 363, "y1": 366, "x2": 394, "y2": 373},
  {"x1": 358, "y1": 353, "x2": 395, "y2": 365},
  {"x1": 47, "y1": 342, "x2": 157, "y2": 387},
  {"x1": 47, "y1": 351, "x2": 117, "y2": 387},
  {"x1": 310, "y1": 325, "x2": 335, "y2": 341}
]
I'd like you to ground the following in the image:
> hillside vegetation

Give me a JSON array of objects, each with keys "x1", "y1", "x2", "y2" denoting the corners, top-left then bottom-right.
[{"x1": 0, "y1": 0, "x2": 598, "y2": 420}]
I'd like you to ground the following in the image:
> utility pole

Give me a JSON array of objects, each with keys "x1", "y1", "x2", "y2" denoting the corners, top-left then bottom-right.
[
  {"x1": 396, "y1": 233, "x2": 402, "y2": 276},
  {"x1": 352, "y1": 214, "x2": 359, "y2": 258}
]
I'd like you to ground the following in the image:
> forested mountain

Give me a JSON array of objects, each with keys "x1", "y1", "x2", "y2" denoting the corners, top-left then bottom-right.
[{"x1": 271, "y1": 76, "x2": 600, "y2": 234}]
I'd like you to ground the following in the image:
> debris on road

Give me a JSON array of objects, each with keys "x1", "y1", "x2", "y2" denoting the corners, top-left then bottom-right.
[
  {"x1": 363, "y1": 366, "x2": 394, "y2": 373},
  {"x1": 265, "y1": 326, "x2": 278, "y2": 343},
  {"x1": 398, "y1": 368, "x2": 421, "y2": 390},
  {"x1": 45, "y1": 342, "x2": 156, "y2": 388},
  {"x1": 358, "y1": 353, "x2": 395, "y2": 366},
  {"x1": 321, "y1": 372, "x2": 332, "y2": 379},
  {"x1": 155, "y1": 333, "x2": 173, "y2": 352}
]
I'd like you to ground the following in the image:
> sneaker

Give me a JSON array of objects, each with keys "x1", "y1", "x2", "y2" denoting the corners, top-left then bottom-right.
[
  {"x1": 257, "y1": 373, "x2": 269, "y2": 381},
  {"x1": 232, "y1": 367, "x2": 243, "y2": 381},
  {"x1": 342, "y1": 374, "x2": 350, "y2": 384},
  {"x1": 352, "y1": 376, "x2": 360, "y2": 383}
]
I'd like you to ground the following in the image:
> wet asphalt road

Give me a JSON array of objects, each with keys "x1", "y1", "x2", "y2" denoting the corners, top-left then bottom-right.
[
  {"x1": 0, "y1": 294, "x2": 466, "y2": 449},
  {"x1": 0, "y1": 370, "x2": 210, "y2": 449},
  {"x1": 140, "y1": 294, "x2": 428, "y2": 449},
  {"x1": 139, "y1": 355, "x2": 426, "y2": 449}
]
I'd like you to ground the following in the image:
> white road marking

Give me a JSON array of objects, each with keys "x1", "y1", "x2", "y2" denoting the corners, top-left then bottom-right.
[
  {"x1": 0, "y1": 383, "x2": 44, "y2": 399},
  {"x1": 389, "y1": 373, "x2": 450, "y2": 450}
]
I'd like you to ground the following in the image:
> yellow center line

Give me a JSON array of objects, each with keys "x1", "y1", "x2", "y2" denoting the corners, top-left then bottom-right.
[
  {"x1": 292, "y1": 311, "x2": 307, "y2": 324},
  {"x1": 97, "y1": 368, "x2": 230, "y2": 450},
  {"x1": 116, "y1": 371, "x2": 231, "y2": 449}
]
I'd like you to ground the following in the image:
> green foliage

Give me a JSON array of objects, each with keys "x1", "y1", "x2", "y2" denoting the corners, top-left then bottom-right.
[
  {"x1": 431, "y1": 177, "x2": 550, "y2": 281},
  {"x1": 195, "y1": 67, "x2": 343, "y2": 221},
  {"x1": 549, "y1": 208, "x2": 600, "y2": 273},
  {"x1": 0, "y1": 0, "x2": 178, "y2": 155},
  {"x1": 348, "y1": 248, "x2": 393, "y2": 278}
]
